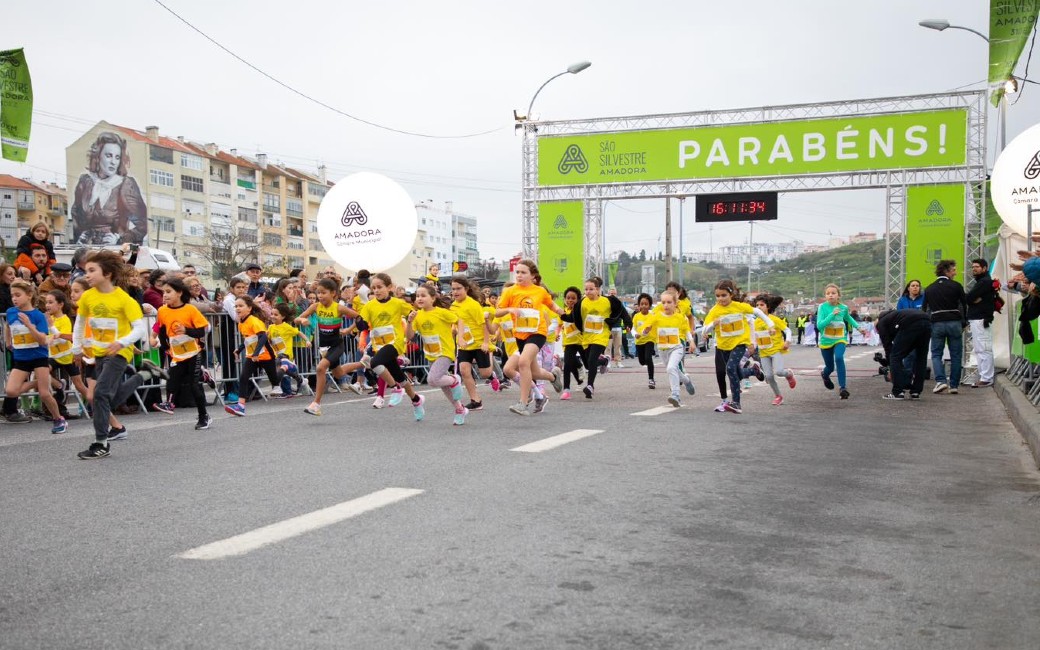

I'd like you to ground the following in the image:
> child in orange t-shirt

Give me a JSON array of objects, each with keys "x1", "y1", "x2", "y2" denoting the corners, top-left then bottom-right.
[
  {"x1": 224, "y1": 296, "x2": 280, "y2": 417},
  {"x1": 151, "y1": 278, "x2": 212, "y2": 429}
]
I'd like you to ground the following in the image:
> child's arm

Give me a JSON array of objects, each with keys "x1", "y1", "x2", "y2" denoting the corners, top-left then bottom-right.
[
  {"x1": 338, "y1": 303, "x2": 360, "y2": 320},
  {"x1": 21, "y1": 312, "x2": 49, "y2": 346},
  {"x1": 293, "y1": 302, "x2": 318, "y2": 324}
]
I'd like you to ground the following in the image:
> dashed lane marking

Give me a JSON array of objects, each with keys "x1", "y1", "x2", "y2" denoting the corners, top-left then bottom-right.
[
  {"x1": 630, "y1": 406, "x2": 681, "y2": 417},
  {"x1": 509, "y1": 429, "x2": 604, "y2": 453}
]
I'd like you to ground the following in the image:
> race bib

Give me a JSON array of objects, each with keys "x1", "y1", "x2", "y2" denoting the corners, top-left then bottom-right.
[
  {"x1": 563, "y1": 322, "x2": 580, "y2": 345},
  {"x1": 657, "y1": 327, "x2": 680, "y2": 349},
  {"x1": 243, "y1": 335, "x2": 259, "y2": 357},
  {"x1": 584, "y1": 314, "x2": 605, "y2": 334},
  {"x1": 170, "y1": 334, "x2": 201, "y2": 359},
  {"x1": 755, "y1": 330, "x2": 773, "y2": 348},
  {"x1": 49, "y1": 336, "x2": 73, "y2": 361},
  {"x1": 270, "y1": 336, "x2": 287, "y2": 356},
  {"x1": 82, "y1": 338, "x2": 95, "y2": 359},
  {"x1": 372, "y1": 325, "x2": 395, "y2": 351},
  {"x1": 422, "y1": 334, "x2": 442, "y2": 358},
  {"x1": 516, "y1": 308, "x2": 540, "y2": 334},
  {"x1": 90, "y1": 317, "x2": 118, "y2": 345},
  {"x1": 718, "y1": 314, "x2": 745, "y2": 337},
  {"x1": 458, "y1": 323, "x2": 475, "y2": 347},
  {"x1": 824, "y1": 322, "x2": 846, "y2": 338},
  {"x1": 9, "y1": 322, "x2": 37, "y2": 349}
]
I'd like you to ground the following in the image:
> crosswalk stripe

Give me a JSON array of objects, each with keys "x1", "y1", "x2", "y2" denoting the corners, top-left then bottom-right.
[
  {"x1": 630, "y1": 406, "x2": 680, "y2": 417},
  {"x1": 510, "y1": 429, "x2": 604, "y2": 453},
  {"x1": 176, "y1": 487, "x2": 424, "y2": 560}
]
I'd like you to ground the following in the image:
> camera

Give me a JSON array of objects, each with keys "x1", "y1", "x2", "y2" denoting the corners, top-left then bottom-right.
[{"x1": 873, "y1": 351, "x2": 890, "y2": 383}]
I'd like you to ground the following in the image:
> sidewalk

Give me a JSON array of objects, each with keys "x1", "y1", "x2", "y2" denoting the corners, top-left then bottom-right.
[{"x1": 995, "y1": 374, "x2": 1040, "y2": 468}]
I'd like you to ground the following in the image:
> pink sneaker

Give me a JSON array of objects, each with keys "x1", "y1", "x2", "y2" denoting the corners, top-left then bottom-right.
[
  {"x1": 772, "y1": 395, "x2": 784, "y2": 406},
  {"x1": 560, "y1": 390, "x2": 571, "y2": 400},
  {"x1": 786, "y1": 373, "x2": 797, "y2": 389},
  {"x1": 491, "y1": 376, "x2": 501, "y2": 392}
]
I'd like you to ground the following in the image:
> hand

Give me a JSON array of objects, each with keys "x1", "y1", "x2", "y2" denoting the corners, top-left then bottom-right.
[
  {"x1": 407, "y1": 311, "x2": 416, "y2": 322},
  {"x1": 250, "y1": 356, "x2": 260, "y2": 362},
  {"x1": 171, "y1": 322, "x2": 185, "y2": 336},
  {"x1": 480, "y1": 342, "x2": 489, "y2": 353},
  {"x1": 233, "y1": 351, "x2": 240, "y2": 360},
  {"x1": 832, "y1": 308, "x2": 841, "y2": 315},
  {"x1": 104, "y1": 341, "x2": 123, "y2": 356},
  {"x1": 149, "y1": 336, "x2": 159, "y2": 347},
  {"x1": 17, "y1": 313, "x2": 30, "y2": 326}
]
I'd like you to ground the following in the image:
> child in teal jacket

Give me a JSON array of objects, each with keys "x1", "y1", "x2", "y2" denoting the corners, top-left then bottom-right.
[{"x1": 817, "y1": 283, "x2": 865, "y2": 399}]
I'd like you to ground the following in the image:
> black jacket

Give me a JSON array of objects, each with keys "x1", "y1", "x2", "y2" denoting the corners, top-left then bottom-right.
[
  {"x1": 1020, "y1": 294, "x2": 1040, "y2": 344},
  {"x1": 560, "y1": 295, "x2": 631, "y2": 332},
  {"x1": 922, "y1": 276, "x2": 966, "y2": 323},
  {"x1": 965, "y1": 272, "x2": 996, "y2": 323},
  {"x1": 876, "y1": 309, "x2": 931, "y2": 357}
]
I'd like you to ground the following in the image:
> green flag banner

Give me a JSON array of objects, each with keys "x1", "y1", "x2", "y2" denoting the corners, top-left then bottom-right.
[
  {"x1": 607, "y1": 261, "x2": 619, "y2": 288},
  {"x1": 0, "y1": 48, "x2": 32, "y2": 162},
  {"x1": 989, "y1": 1, "x2": 1039, "y2": 105},
  {"x1": 538, "y1": 109, "x2": 968, "y2": 186},
  {"x1": 905, "y1": 184, "x2": 966, "y2": 286},
  {"x1": 538, "y1": 201, "x2": 584, "y2": 297}
]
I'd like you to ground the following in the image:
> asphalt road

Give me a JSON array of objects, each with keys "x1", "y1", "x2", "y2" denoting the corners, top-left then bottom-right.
[{"x1": 1, "y1": 346, "x2": 1038, "y2": 649}]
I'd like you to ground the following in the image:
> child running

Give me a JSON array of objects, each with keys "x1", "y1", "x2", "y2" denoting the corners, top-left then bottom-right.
[
  {"x1": 3, "y1": 281, "x2": 66, "y2": 432},
  {"x1": 560, "y1": 276, "x2": 625, "y2": 399},
  {"x1": 817, "y1": 283, "x2": 866, "y2": 400},
  {"x1": 224, "y1": 295, "x2": 281, "y2": 416},
  {"x1": 269, "y1": 303, "x2": 308, "y2": 396},
  {"x1": 753, "y1": 294, "x2": 797, "y2": 406},
  {"x1": 72, "y1": 251, "x2": 165, "y2": 458},
  {"x1": 152, "y1": 278, "x2": 212, "y2": 429},
  {"x1": 700, "y1": 280, "x2": 773, "y2": 415},
  {"x1": 406, "y1": 283, "x2": 468, "y2": 425},
  {"x1": 44, "y1": 290, "x2": 87, "y2": 420},
  {"x1": 558, "y1": 286, "x2": 586, "y2": 400},
  {"x1": 495, "y1": 260, "x2": 564, "y2": 415},
  {"x1": 631, "y1": 292, "x2": 656, "y2": 389},
  {"x1": 298, "y1": 278, "x2": 362, "y2": 416},
  {"x1": 70, "y1": 276, "x2": 127, "y2": 439},
  {"x1": 639, "y1": 289, "x2": 695, "y2": 407},
  {"x1": 450, "y1": 276, "x2": 498, "y2": 411}
]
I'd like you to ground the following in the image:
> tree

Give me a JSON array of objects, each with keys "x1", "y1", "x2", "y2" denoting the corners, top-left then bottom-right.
[
  {"x1": 183, "y1": 223, "x2": 262, "y2": 286},
  {"x1": 470, "y1": 258, "x2": 502, "y2": 282},
  {"x1": 638, "y1": 249, "x2": 646, "y2": 262}
]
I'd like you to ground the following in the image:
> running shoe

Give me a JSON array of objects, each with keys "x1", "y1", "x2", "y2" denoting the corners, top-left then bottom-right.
[
  {"x1": 667, "y1": 395, "x2": 681, "y2": 408},
  {"x1": 550, "y1": 367, "x2": 563, "y2": 394},
  {"x1": 107, "y1": 426, "x2": 128, "y2": 441},
  {"x1": 839, "y1": 388, "x2": 850, "y2": 400},
  {"x1": 932, "y1": 382, "x2": 948, "y2": 394},
  {"x1": 683, "y1": 374, "x2": 696, "y2": 396},
  {"x1": 500, "y1": 379, "x2": 512, "y2": 390},
  {"x1": 153, "y1": 401, "x2": 175, "y2": 415},
  {"x1": 821, "y1": 371, "x2": 835, "y2": 390},
  {"x1": 882, "y1": 393, "x2": 904, "y2": 400},
  {"x1": 533, "y1": 392, "x2": 548, "y2": 414},
  {"x1": 3, "y1": 411, "x2": 31, "y2": 424},
  {"x1": 304, "y1": 402, "x2": 322, "y2": 416},
  {"x1": 491, "y1": 376, "x2": 501, "y2": 392},
  {"x1": 509, "y1": 402, "x2": 531, "y2": 416},
  {"x1": 465, "y1": 400, "x2": 483, "y2": 411},
  {"x1": 195, "y1": 415, "x2": 213, "y2": 430},
  {"x1": 224, "y1": 403, "x2": 246, "y2": 417},
  {"x1": 346, "y1": 382, "x2": 363, "y2": 395},
  {"x1": 648, "y1": 378, "x2": 655, "y2": 390},
  {"x1": 450, "y1": 375, "x2": 464, "y2": 403},
  {"x1": 141, "y1": 358, "x2": 169, "y2": 381},
  {"x1": 909, "y1": 393, "x2": 921, "y2": 400},
  {"x1": 387, "y1": 387, "x2": 405, "y2": 407},
  {"x1": 714, "y1": 401, "x2": 728, "y2": 413},
  {"x1": 772, "y1": 395, "x2": 784, "y2": 406},
  {"x1": 723, "y1": 402, "x2": 743, "y2": 414},
  {"x1": 453, "y1": 406, "x2": 468, "y2": 426},
  {"x1": 50, "y1": 418, "x2": 68, "y2": 435},
  {"x1": 560, "y1": 390, "x2": 571, "y2": 400},
  {"x1": 583, "y1": 385, "x2": 594, "y2": 399},
  {"x1": 77, "y1": 442, "x2": 110, "y2": 460},
  {"x1": 749, "y1": 361, "x2": 765, "y2": 382},
  {"x1": 786, "y1": 373, "x2": 797, "y2": 389},
  {"x1": 413, "y1": 394, "x2": 425, "y2": 421},
  {"x1": 949, "y1": 387, "x2": 959, "y2": 394},
  {"x1": 359, "y1": 354, "x2": 372, "y2": 369},
  {"x1": 201, "y1": 367, "x2": 217, "y2": 389},
  {"x1": 371, "y1": 396, "x2": 386, "y2": 409},
  {"x1": 576, "y1": 367, "x2": 585, "y2": 384}
]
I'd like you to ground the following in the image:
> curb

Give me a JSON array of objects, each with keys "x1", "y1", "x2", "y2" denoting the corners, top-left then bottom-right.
[{"x1": 995, "y1": 375, "x2": 1040, "y2": 469}]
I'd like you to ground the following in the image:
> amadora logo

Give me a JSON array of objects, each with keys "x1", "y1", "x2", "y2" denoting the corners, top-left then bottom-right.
[
  {"x1": 1026, "y1": 150, "x2": 1040, "y2": 181},
  {"x1": 553, "y1": 214, "x2": 568, "y2": 229},
  {"x1": 558, "y1": 145, "x2": 589, "y2": 174},
  {"x1": 925, "y1": 200, "x2": 945, "y2": 216},
  {"x1": 341, "y1": 201, "x2": 369, "y2": 227}
]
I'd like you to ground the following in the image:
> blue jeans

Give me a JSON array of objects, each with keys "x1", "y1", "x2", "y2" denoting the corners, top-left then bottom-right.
[
  {"x1": 930, "y1": 320, "x2": 963, "y2": 387},
  {"x1": 820, "y1": 343, "x2": 847, "y2": 389}
]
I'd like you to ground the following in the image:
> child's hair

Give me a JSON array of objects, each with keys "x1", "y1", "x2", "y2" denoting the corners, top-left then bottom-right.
[
  {"x1": 767, "y1": 294, "x2": 784, "y2": 314},
  {"x1": 564, "y1": 286, "x2": 581, "y2": 301},
  {"x1": 517, "y1": 259, "x2": 539, "y2": 279},
  {"x1": 586, "y1": 275, "x2": 603, "y2": 288},
  {"x1": 9, "y1": 279, "x2": 37, "y2": 303},
  {"x1": 71, "y1": 277, "x2": 90, "y2": 295},
  {"x1": 163, "y1": 277, "x2": 192, "y2": 305},
  {"x1": 451, "y1": 275, "x2": 483, "y2": 303},
  {"x1": 372, "y1": 272, "x2": 393, "y2": 289},
  {"x1": 274, "y1": 302, "x2": 294, "y2": 321},
  {"x1": 47, "y1": 290, "x2": 74, "y2": 318},
  {"x1": 356, "y1": 269, "x2": 371, "y2": 285},
  {"x1": 85, "y1": 250, "x2": 131, "y2": 288},
  {"x1": 316, "y1": 277, "x2": 338, "y2": 294},
  {"x1": 416, "y1": 283, "x2": 452, "y2": 309},
  {"x1": 714, "y1": 279, "x2": 738, "y2": 296},
  {"x1": 229, "y1": 277, "x2": 247, "y2": 289},
  {"x1": 636, "y1": 292, "x2": 653, "y2": 307},
  {"x1": 824, "y1": 283, "x2": 842, "y2": 297},
  {"x1": 236, "y1": 295, "x2": 267, "y2": 323},
  {"x1": 665, "y1": 281, "x2": 688, "y2": 301},
  {"x1": 660, "y1": 289, "x2": 679, "y2": 303}
]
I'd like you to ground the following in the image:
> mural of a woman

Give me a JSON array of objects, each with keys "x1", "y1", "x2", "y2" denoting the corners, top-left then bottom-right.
[{"x1": 71, "y1": 132, "x2": 147, "y2": 245}]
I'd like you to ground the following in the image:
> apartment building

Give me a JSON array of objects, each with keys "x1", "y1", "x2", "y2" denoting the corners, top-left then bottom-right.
[
  {"x1": 416, "y1": 201, "x2": 481, "y2": 273},
  {"x1": 0, "y1": 175, "x2": 68, "y2": 248}
]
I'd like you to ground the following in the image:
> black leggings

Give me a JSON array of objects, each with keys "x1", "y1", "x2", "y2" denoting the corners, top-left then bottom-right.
[
  {"x1": 563, "y1": 344, "x2": 585, "y2": 389},
  {"x1": 583, "y1": 343, "x2": 606, "y2": 388},
  {"x1": 371, "y1": 345, "x2": 407, "y2": 384},
  {"x1": 715, "y1": 347, "x2": 730, "y2": 400},
  {"x1": 169, "y1": 354, "x2": 208, "y2": 418},
  {"x1": 238, "y1": 357, "x2": 280, "y2": 398},
  {"x1": 635, "y1": 343, "x2": 655, "y2": 380}
]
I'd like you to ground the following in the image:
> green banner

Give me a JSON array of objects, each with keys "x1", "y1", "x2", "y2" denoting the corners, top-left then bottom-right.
[
  {"x1": 905, "y1": 184, "x2": 966, "y2": 286},
  {"x1": 0, "y1": 48, "x2": 32, "y2": 162},
  {"x1": 607, "y1": 261, "x2": 619, "y2": 288},
  {"x1": 538, "y1": 201, "x2": 584, "y2": 296},
  {"x1": 989, "y1": 0, "x2": 1039, "y2": 105},
  {"x1": 538, "y1": 109, "x2": 968, "y2": 186}
]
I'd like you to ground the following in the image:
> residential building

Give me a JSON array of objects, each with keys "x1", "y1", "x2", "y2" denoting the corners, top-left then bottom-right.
[
  {"x1": 0, "y1": 175, "x2": 68, "y2": 248},
  {"x1": 415, "y1": 201, "x2": 481, "y2": 272},
  {"x1": 698, "y1": 240, "x2": 808, "y2": 270},
  {"x1": 453, "y1": 212, "x2": 479, "y2": 267}
]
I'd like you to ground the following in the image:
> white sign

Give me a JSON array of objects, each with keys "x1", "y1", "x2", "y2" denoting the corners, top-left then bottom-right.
[
  {"x1": 316, "y1": 172, "x2": 418, "y2": 272},
  {"x1": 992, "y1": 122, "x2": 1040, "y2": 237}
]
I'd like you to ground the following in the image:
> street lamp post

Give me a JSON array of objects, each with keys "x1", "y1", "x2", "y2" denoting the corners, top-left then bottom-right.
[{"x1": 521, "y1": 61, "x2": 592, "y2": 122}]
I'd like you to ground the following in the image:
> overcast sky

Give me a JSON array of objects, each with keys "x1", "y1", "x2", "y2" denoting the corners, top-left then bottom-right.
[{"x1": 3, "y1": 0, "x2": 1035, "y2": 262}]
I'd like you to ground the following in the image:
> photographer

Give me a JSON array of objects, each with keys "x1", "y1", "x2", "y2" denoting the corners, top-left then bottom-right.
[{"x1": 876, "y1": 308, "x2": 932, "y2": 400}]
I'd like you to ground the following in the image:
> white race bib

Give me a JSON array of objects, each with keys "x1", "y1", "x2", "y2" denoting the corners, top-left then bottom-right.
[
  {"x1": 9, "y1": 322, "x2": 37, "y2": 350},
  {"x1": 371, "y1": 325, "x2": 396, "y2": 351},
  {"x1": 90, "y1": 317, "x2": 118, "y2": 345},
  {"x1": 718, "y1": 314, "x2": 745, "y2": 338},
  {"x1": 170, "y1": 334, "x2": 201, "y2": 359},
  {"x1": 422, "y1": 334, "x2": 442, "y2": 358},
  {"x1": 516, "y1": 308, "x2": 540, "y2": 334},
  {"x1": 657, "y1": 327, "x2": 680, "y2": 349},
  {"x1": 584, "y1": 314, "x2": 605, "y2": 334}
]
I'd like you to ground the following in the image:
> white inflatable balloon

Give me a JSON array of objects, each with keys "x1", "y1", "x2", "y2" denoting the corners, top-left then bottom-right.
[
  {"x1": 316, "y1": 172, "x2": 418, "y2": 273},
  {"x1": 992, "y1": 122, "x2": 1040, "y2": 237}
]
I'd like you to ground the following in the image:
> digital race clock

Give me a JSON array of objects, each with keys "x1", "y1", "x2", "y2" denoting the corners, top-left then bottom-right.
[{"x1": 694, "y1": 192, "x2": 778, "y2": 223}]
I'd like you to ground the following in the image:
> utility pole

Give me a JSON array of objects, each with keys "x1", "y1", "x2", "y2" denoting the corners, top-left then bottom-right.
[{"x1": 664, "y1": 197, "x2": 673, "y2": 283}]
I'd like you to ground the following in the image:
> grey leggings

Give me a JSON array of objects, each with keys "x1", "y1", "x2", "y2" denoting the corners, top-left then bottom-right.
[
  {"x1": 427, "y1": 357, "x2": 458, "y2": 402},
  {"x1": 760, "y1": 354, "x2": 792, "y2": 397}
]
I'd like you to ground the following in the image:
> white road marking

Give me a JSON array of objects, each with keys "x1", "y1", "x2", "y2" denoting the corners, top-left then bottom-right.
[
  {"x1": 176, "y1": 487, "x2": 424, "y2": 560},
  {"x1": 510, "y1": 428, "x2": 604, "y2": 453},
  {"x1": 630, "y1": 406, "x2": 680, "y2": 417}
]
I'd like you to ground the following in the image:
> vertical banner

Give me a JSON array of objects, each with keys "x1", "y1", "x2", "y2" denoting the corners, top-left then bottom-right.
[
  {"x1": 989, "y1": 1, "x2": 1039, "y2": 105},
  {"x1": 0, "y1": 49, "x2": 32, "y2": 162},
  {"x1": 905, "y1": 184, "x2": 966, "y2": 285},
  {"x1": 607, "y1": 261, "x2": 620, "y2": 288},
  {"x1": 538, "y1": 201, "x2": 584, "y2": 298}
]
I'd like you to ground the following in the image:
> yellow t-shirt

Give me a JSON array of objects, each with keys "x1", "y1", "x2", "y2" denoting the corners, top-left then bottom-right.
[
  {"x1": 450, "y1": 296, "x2": 487, "y2": 352},
  {"x1": 359, "y1": 297, "x2": 412, "y2": 355},
  {"x1": 561, "y1": 308, "x2": 582, "y2": 347},
  {"x1": 49, "y1": 314, "x2": 74, "y2": 365},
  {"x1": 631, "y1": 311, "x2": 654, "y2": 346},
  {"x1": 495, "y1": 315, "x2": 519, "y2": 357},
  {"x1": 76, "y1": 287, "x2": 144, "y2": 362},
  {"x1": 643, "y1": 311, "x2": 690, "y2": 351},
  {"x1": 753, "y1": 314, "x2": 785, "y2": 357},
  {"x1": 268, "y1": 322, "x2": 303, "y2": 360},
  {"x1": 704, "y1": 301, "x2": 756, "y2": 351},
  {"x1": 498, "y1": 284, "x2": 557, "y2": 338},
  {"x1": 412, "y1": 307, "x2": 458, "y2": 361},
  {"x1": 580, "y1": 296, "x2": 612, "y2": 348}
]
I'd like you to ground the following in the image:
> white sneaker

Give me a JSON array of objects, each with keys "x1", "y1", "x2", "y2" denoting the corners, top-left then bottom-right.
[
  {"x1": 372, "y1": 396, "x2": 386, "y2": 409},
  {"x1": 933, "y1": 382, "x2": 949, "y2": 394}
]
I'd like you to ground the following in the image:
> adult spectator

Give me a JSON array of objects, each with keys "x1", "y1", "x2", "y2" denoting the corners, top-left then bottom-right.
[
  {"x1": 186, "y1": 276, "x2": 218, "y2": 313},
  {"x1": 0, "y1": 263, "x2": 15, "y2": 313},
  {"x1": 70, "y1": 247, "x2": 90, "y2": 282},
  {"x1": 15, "y1": 222, "x2": 56, "y2": 279},
  {"x1": 922, "y1": 259, "x2": 967, "y2": 394},
  {"x1": 876, "y1": 308, "x2": 932, "y2": 400},
  {"x1": 244, "y1": 263, "x2": 265, "y2": 298},
  {"x1": 15, "y1": 243, "x2": 52, "y2": 286},
  {"x1": 38, "y1": 262, "x2": 73, "y2": 298},
  {"x1": 965, "y1": 258, "x2": 996, "y2": 388},
  {"x1": 181, "y1": 264, "x2": 209, "y2": 299},
  {"x1": 142, "y1": 269, "x2": 166, "y2": 310},
  {"x1": 896, "y1": 279, "x2": 925, "y2": 310},
  {"x1": 796, "y1": 314, "x2": 807, "y2": 344}
]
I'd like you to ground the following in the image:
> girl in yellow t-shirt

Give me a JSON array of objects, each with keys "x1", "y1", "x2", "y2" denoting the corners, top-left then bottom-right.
[
  {"x1": 639, "y1": 290, "x2": 695, "y2": 407},
  {"x1": 631, "y1": 293, "x2": 656, "y2": 390},
  {"x1": 559, "y1": 275, "x2": 618, "y2": 400},
  {"x1": 700, "y1": 279, "x2": 774, "y2": 415},
  {"x1": 359, "y1": 273, "x2": 425, "y2": 418},
  {"x1": 407, "y1": 284, "x2": 467, "y2": 426},
  {"x1": 559, "y1": 286, "x2": 586, "y2": 400},
  {"x1": 450, "y1": 276, "x2": 497, "y2": 410},
  {"x1": 753, "y1": 294, "x2": 796, "y2": 406},
  {"x1": 44, "y1": 290, "x2": 88, "y2": 415}
]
